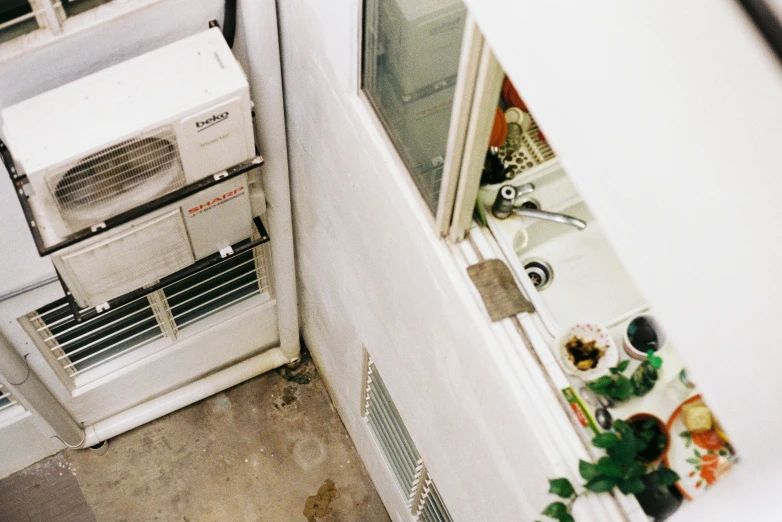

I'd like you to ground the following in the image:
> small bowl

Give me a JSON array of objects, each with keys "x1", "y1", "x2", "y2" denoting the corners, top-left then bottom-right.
[{"x1": 556, "y1": 322, "x2": 618, "y2": 380}]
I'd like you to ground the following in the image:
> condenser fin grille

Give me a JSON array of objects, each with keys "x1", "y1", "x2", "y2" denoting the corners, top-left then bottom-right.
[{"x1": 46, "y1": 125, "x2": 186, "y2": 229}]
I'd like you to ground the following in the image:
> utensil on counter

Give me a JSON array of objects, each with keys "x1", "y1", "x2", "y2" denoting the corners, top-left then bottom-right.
[{"x1": 579, "y1": 386, "x2": 614, "y2": 430}]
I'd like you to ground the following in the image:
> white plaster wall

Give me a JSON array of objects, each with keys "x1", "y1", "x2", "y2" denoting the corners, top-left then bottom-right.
[
  {"x1": 278, "y1": 2, "x2": 563, "y2": 520},
  {"x1": 461, "y1": 1, "x2": 782, "y2": 520}
]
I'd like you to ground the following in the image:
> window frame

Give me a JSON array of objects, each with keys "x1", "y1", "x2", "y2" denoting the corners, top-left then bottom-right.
[{"x1": 355, "y1": 1, "x2": 502, "y2": 242}]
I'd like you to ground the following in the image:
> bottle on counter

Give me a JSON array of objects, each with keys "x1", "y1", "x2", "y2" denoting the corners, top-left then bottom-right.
[
  {"x1": 664, "y1": 368, "x2": 696, "y2": 403},
  {"x1": 631, "y1": 350, "x2": 663, "y2": 397}
]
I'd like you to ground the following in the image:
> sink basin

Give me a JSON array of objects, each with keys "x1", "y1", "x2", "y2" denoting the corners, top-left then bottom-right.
[
  {"x1": 517, "y1": 202, "x2": 646, "y2": 331},
  {"x1": 484, "y1": 161, "x2": 647, "y2": 336}
]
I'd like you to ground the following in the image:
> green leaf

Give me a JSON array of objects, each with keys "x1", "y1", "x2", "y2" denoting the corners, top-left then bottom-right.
[
  {"x1": 634, "y1": 436, "x2": 649, "y2": 454},
  {"x1": 651, "y1": 467, "x2": 680, "y2": 487},
  {"x1": 558, "y1": 515, "x2": 575, "y2": 522},
  {"x1": 579, "y1": 460, "x2": 601, "y2": 481},
  {"x1": 592, "y1": 432, "x2": 619, "y2": 449},
  {"x1": 595, "y1": 376, "x2": 613, "y2": 387},
  {"x1": 624, "y1": 461, "x2": 647, "y2": 479},
  {"x1": 585, "y1": 476, "x2": 618, "y2": 493},
  {"x1": 597, "y1": 456, "x2": 624, "y2": 478},
  {"x1": 616, "y1": 360, "x2": 630, "y2": 372},
  {"x1": 618, "y1": 477, "x2": 646, "y2": 495},
  {"x1": 609, "y1": 367, "x2": 619, "y2": 375},
  {"x1": 548, "y1": 478, "x2": 575, "y2": 498},
  {"x1": 609, "y1": 432, "x2": 637, "y2": 467},
  {"x1": 542, "y1": 501, "x2": 568, "y2": 518},
  {"x1": 613, "y1": 378, "x2": 634, "y2": 400},
  {"x1": 613, "y1": 419, "x2": 629, "y2": 433},
  {"x1": 686, "y1": 458, "x2": 700, "y2": 465},
  {"x1": 694, "y1": 449, "x2": 702, "y2": 457},
  {"x1": 588, "y1": 376, "x2": 613, "y2": 394}
]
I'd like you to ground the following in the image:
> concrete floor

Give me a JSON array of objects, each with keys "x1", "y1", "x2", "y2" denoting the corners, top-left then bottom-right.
[{"x1": 0, "y1": 355, "x2": 390, "y2": 522}]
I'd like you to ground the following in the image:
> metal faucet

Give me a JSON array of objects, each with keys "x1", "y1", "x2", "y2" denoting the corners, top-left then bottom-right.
[{"x1": 491, "y1": 184, "x2": 587, "y2": 230}]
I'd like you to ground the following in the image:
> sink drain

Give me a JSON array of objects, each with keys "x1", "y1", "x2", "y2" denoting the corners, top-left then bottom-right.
[
  {"x1": 523, "y1": 259, "x2": 553, "y2": 290},
  {"x1": 517, "y1": 198, "x2": 540, "y2": 210}
]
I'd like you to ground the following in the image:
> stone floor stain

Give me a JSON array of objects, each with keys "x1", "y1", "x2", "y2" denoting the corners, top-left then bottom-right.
[
  {"x1": 1, "y1": 353, "x2": 389, "y2": 522},
  {"x1": 303, "y1": 479, "x2": 338, "y2": 522}
]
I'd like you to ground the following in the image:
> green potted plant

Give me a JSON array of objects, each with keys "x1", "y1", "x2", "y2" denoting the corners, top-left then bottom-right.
[
  {"x1": 536, "y1": 418, "x2": 680, "y2": 522},
  {"x1": 587, "y1": 353, "x2": 663, "y2": 403}
]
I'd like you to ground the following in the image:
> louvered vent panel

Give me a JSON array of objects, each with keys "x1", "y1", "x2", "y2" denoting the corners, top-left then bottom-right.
[
  {"x1": 0, "y1": 383, "x2": 22, "y2": 416},
  {"x1": 46, "y1": 125, "x2": 186, "y2": 231},
  {"x1": 163, "y1": 241, "x2": 271, "y2": 330},
  {"x1": 364, "y1": 358, "x2": 425, "y2": 507},
  {"x1": 25, "y1": 241, "x2": 270, "y2": 383},
  {"x1": 61, "y1": 209, "x2": 194, "y2": 307},
  {"x1": 28, "y1": 294, "x2": 164, "y2": 378},
  {"x1": 415, "y1": 477, "x2": 454, "y2": 522}
]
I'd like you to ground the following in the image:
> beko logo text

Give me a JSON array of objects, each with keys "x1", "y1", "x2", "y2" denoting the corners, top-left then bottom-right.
[
  {"x1": 195, "y1": 112, "x2": 229, "y2": 132},
  {"x1": 188, "y1": 187, "x2": 245, "y2": 215}
]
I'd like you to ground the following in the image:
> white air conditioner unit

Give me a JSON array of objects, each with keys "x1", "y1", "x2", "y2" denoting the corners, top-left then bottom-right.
[
  {"x1": 0, "y1": 27, "x2": 255, "y2": 248},
  {"x1": 0, "y1": 28, "x2": 260, "y2": 309}
]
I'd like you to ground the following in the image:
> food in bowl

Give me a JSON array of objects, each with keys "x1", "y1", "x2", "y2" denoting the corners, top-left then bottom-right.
[{"x1": 565, "y1": 336, "x2": 605, "y2": 371}]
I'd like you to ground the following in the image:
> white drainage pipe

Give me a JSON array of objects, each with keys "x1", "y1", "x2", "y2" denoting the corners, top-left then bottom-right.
[
  {"x1": 240, "y1": 0, "x2": 301, "y2": 361},
  {"x1": 0, "y1": 333, "x2": 85, "y2": 447},
  {"x1": 81, "y1": 347, "x2": 291, "y2": 447}
]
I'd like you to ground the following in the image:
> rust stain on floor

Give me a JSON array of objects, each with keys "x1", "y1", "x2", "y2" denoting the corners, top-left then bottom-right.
[
  {"x1": 275, "y1": 385, "x2": 298, "y2": 409},
  {"x1": 303, "y1": 479, "x2": 338, "y2": 522}
]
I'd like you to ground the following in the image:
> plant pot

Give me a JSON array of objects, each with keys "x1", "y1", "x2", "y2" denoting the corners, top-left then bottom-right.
[
  {"x1": 634, "y1": 473, "x2": 683, "y2": 521},
  {"x1": 627, "y1": 413, "x2": 670, "y2": 465},
  {"x1": 623, "y1": 314, "x2": 667, "y2": 360}
]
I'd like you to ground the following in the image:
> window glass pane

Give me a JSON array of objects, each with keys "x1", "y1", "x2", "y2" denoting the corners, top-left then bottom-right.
[{"x1": 362, "y1": 0, "x2": 466, "y2": 214}]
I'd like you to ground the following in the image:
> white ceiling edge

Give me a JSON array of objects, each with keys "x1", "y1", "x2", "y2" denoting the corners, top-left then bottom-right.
[{"x1": 462, "y1": 0, "x2": 782, "y2": 519}]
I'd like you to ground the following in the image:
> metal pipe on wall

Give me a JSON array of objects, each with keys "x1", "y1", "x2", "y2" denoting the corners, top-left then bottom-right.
[
  {"x1": 0, "y1": 332, "x2": 84, "y2": 447},
  {"x1": 238, "y1": 0, "x2": 301, "y2": 360}
]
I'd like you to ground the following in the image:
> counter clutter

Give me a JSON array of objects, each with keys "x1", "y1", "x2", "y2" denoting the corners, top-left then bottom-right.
[{"x1": 537, "y1": 314, "x2": 738, "y2": 522}]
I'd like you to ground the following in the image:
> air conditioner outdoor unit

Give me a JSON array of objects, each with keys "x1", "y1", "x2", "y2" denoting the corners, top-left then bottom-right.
[{"x1": 0, "y1": 28, "x2": 260, "y2": 309}]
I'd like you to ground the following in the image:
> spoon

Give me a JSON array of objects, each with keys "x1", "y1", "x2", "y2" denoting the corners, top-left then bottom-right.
[{"x1": 579, "y1": 386, "x2": 613, "y2": 430}]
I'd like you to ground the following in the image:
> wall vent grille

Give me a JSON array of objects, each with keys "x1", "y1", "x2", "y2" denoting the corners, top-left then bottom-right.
[
  {"x1": 364, "y1": 357, "x2": 425, "y2": 508},
  {"x1": 414, "y1": 475, "x2": 454, "y2": 522},
  {"x1": 22, "y1": 240, "x2": 271, "y2": 384},
  {"x1": 362, "y1": 351, "x2": 456, "y2": 520}
]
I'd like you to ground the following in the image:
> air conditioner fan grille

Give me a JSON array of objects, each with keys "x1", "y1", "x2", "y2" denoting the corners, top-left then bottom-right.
[{"x1": 46, "y1": 126, "x2": 186, "y2": 224}]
